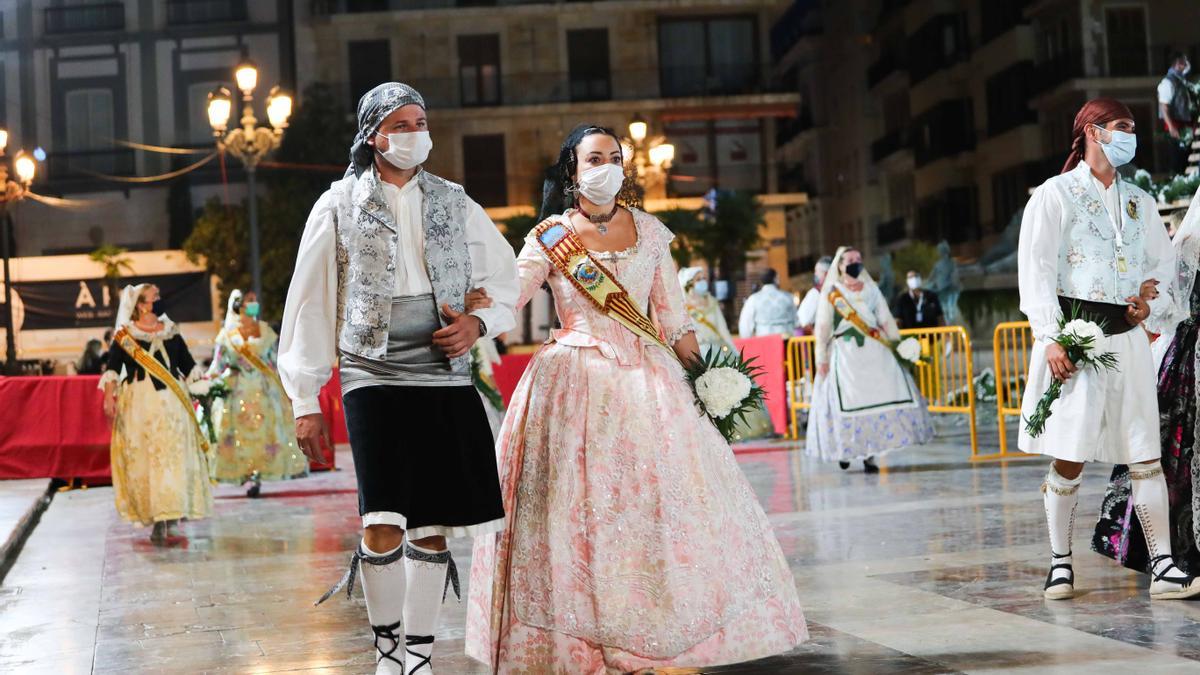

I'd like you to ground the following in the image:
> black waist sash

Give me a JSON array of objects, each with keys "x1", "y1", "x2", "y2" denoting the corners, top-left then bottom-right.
[{"x1": 1058, "y1": 296, "x2": 1135, "y2": 336}]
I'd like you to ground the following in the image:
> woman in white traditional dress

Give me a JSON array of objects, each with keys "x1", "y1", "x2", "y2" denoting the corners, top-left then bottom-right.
[
  {"x1": 806, "y1": 246, "x2": 933, "y2": 472},
  {"x1": 100, "y1": 284, "x2": 212, "y2": 543},
  {"x1": 679, "y1": 266, "x2": 775, "y2": 440},
  {"x1": 208, "y1": 290, "x2": 308, "y2": 496}
]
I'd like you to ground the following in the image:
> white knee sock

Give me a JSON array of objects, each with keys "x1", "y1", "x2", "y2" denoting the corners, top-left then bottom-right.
[
  {"x1": 1043, "y1": 464, "x2": 1081, "y2": 579},
  {"x1": 404, "y1": 542, "x2": 453, "y2": 675},
  {"x1": 361, "y1": 540, "x2": 407, "y2": 675},
  {"x1": 1130, "y1": 461, "x2": 1175, "y2": 578}
]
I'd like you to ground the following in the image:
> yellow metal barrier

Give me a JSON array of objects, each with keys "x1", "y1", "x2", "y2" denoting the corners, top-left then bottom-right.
[
  {"x1": 785, "y1": 326, "x2": 978, "y2": 456},
  {"x1": 988, "y1": 321, "x2": 1035, "y2": 461}
]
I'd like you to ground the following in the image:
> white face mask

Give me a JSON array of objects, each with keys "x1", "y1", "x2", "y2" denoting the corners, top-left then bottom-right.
[
  {"x1": 375, "y1": 130, "x2": 432, "y2": 170},
  {"x1": 693, "y1": 280, "x2": 709, "y2": 295},
  {"x1": 577, "y1": 163, "x2": 625, "y2": 206},
  {"x1": 907, "y1": 276, "x2": 922, "y2": 290}
]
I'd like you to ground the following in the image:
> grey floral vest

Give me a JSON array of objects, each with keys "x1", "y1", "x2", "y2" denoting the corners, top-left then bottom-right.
[{"x1": 329, "y1": 169, "x2": 472, "y2": 373}]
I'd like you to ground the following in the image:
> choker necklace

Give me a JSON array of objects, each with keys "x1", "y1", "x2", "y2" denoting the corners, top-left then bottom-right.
[{"x1": 578, "y1": 203, "x2": 619, "y2": 235}]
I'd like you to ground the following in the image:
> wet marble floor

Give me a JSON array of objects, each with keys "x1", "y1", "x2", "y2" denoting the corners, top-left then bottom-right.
[{"x1": 4, "y1": 427, "x2": 1200, "y2": 674}]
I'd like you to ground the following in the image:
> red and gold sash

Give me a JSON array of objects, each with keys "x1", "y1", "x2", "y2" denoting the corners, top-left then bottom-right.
[
  {"x1": 827, "y1": 288, "x2": 891, "y2": 349},
  {"x1": 533, "y1": 217, "x2": 680, "y2": 363},
  {"x1": 229, "y1": 328, "x2": 285, "y2": 392},
  {"x1": 112, "y1": 327, "x2": 211, "y2": 455}
]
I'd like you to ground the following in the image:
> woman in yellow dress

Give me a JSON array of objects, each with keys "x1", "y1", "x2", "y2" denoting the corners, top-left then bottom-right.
[
  {"x1": 100, "y1": 284, "x2": 212, "y2": 543},
  {"x1": 678, "y1": 266, "x2": 776, "y2": 440},
  {"x1": 208, "y1": 290, "x2": 308, "y2": 496}
]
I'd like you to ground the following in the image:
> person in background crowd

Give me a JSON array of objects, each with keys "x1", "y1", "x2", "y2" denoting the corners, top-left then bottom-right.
[
  {"x1": 796, "y1": 256, "x2": 833, "y2": 334},
  {"x1": 892, "y1": 270, "x2": 944, "y2": 329},
  {"x1": 806, "y1": 247, "x2": 933, "y2": 473},
  {"x1": 100, "y1": 284, "x2": 212, "y2": 544},
  {"x1": 738, "y1": 268, "x2": 797, "y2": 337},
  {"x1": 208, "y1": 290, "x2": 308, "y2": 498},
  {"x1": 100, "y1": 328, "x2": 114, "y2": 363},
  {"x1": 679, "y1": 265, "x2": 775, "y2": 440},
  {"x1": 77, "y1": 338, "x2": 106, "y2": 375},
  {"x1": 1159, "y1": 52, "x2": 1197, "y2": 176}
]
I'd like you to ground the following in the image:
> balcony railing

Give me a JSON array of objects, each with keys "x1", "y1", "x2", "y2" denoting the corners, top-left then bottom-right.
[
  {"x1": 876, "y1": 216, "x2": 907, "y2": 246},
  {"x1": 394, "y1": 67, "x2": 783, "y2": 110},
  {"x1": 1032, "y1": 44, "x2": 1199, "y2": 95},
  {"x1": 776, "y1": 109, "x2": 815, "y2": 148},
  {"x1": 168, "y1": 0, "x2": 248, "y2": 25},
  {"x1": 871, "y1": 129, "x2": 908, "y2": 162},
  {"x1": 46, "y1": 149, "x2": 137, "y2": 181},
  {"x1": 45, "y1": 3, "x2": 125, "y2": 34},
  {"x1": 770, "y1": 0, "x2": 823, "y2": 62},
  {"x1": 867, "y1": 54, "x2": 906, "y2": 87},
  {"x1": 312, "y1": 0, "x2": 639, "y2": 14}
]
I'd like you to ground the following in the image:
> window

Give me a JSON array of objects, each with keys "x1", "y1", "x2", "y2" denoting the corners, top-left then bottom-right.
[
  {"x1": 187, "y1": 82, "x2": 223, "y2": 145},
  {"x1": 567, "y1": 29, "x2": 611, "y2": 102},
  {"x1": 65, "y1": 89, "x2": 116, "y2": 173},
  {"x1": 980, "y1": 0, "x2": 1029, "y2": 45},
  {"x1": 985, "y1": 62, "x2": 1036, "y2": 137},
  {"x1": 1104, "y1": 7, "x2": 1148, "y2": 77},
  {"x1": 992, "y1": 164, "x2": 1037, "y2": 233},
  {"x1": 462, "y1": 134, "x2": 508, "y2": 207},
  {"x1": 907, "y1": 13, "x2": 969, "y2": 84},
  {"x1": 659, "y1": 16, "x2": 758, "y2": 97},
  {"x1": 458, "y1": 34, "x2": 501, "y2": 107},
  {"x1": 348, "y1": 40, "x2": 392, "y2": 111},
  {"x1": 912, "y1": 98, "x2": 975, "y2": 167}
]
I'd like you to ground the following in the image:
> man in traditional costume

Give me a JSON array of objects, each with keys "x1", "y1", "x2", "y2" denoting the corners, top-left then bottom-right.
[
  {"x1": 278, "y1": 82, "x2": 519, "y2": 674},
  {"x1": 1018, "y1": 97, "x2": 1200, "y2": 600},
  {"x1": 738, "y1": 268, "x2": 796, "y2": 337}
]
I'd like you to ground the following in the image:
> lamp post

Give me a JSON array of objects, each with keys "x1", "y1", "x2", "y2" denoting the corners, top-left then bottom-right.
[
  {"x1": 0, "y1": 129, "x2": 37, "y2": 375},
  {"x1": 623, "y1": 114, "x2": 675, "y2": 199},
  {"x1": 206, "y1": 60, "x2": 292, "y2": 298}
]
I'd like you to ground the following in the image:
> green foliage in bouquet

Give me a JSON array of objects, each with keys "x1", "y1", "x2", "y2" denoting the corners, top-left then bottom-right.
[
  {"x1": 471, "y1": 349, "x2": 505, "y2": 413},
  {"x1": 191, "y1": 379, "x2": 233, "y2": 445},
  {"x1": 684, "y1": 348, "x2": 767, "y2": 443},
  {"x1": 1023, "y1": 304, "x2": 1118, "y2": 438}
]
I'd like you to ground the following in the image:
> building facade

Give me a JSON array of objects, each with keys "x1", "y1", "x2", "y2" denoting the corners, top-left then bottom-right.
[
  {"x1": 774, "y1": 0, "x2": 1200, "y2": 280},
  {"x1": 1, "y1": 0, "x2": 293, "y2": 256}
]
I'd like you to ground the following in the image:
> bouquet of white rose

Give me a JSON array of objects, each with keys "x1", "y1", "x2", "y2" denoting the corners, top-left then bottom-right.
[
  {"x1": 685, "y1": 349, "x2": 767, "y2": 443},
  {"x1": 1024, "y1": 307, "x2": 1118, "y2": 438},
  {"x1": 189, "y1": 378, "x2": 232, "y2": 444},
  {"x1": 893, "y1": 336, "x2": 925, "y2": 373}
]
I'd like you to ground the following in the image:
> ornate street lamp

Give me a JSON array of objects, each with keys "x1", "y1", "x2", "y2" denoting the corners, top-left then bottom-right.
[
  {"x1": 206, "y1": 60, "x2": 292, "y2": 298},
  {"x1": 0, "y1": 129, "x2": 38, "y2": 374},
  {"x1": 624, "y1": 115, "x2": 674, "y2": 198}
]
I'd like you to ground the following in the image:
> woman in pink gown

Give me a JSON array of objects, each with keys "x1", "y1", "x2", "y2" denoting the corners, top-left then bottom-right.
[{"x1": 466, "y1": 125, "x2": 807, "y2": 674}]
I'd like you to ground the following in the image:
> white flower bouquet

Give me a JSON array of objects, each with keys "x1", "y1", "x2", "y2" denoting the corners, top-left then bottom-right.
[
  {"x1": 189, "y1": 378, "x2": 231, "y2": 444},
  {"x1": 1024, "y1": 306, "x2": 1119, "y2": 438},
  {"x1": 685, "y1": 349, "x2": 767, "y2": 443}
]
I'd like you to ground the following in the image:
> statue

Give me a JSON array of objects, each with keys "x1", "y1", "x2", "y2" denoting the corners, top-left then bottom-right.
[
  {"x1": 928, "y1": 240, "x2": 962, "y2": 324},
  {"x1": 877, "y1": 252, "x2": 896, "y2": 304}
]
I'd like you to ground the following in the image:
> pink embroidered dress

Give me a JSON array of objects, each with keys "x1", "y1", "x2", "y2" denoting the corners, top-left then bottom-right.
[{"x1": 466, "y1": 209, "x2": 807, "y2": 674}]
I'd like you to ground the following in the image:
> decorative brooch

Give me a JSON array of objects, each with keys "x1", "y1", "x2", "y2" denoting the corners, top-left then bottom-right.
[{"x1": 1126, "y1": 198, "x2": 1139, "y2": 220}]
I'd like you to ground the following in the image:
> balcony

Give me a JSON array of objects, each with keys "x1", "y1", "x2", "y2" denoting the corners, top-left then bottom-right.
[
  {"x1": 867, "y1": 55, "x2": 905, "y2": 88},
  {"x1": 46, "y1": 149, "x2": 137, "y2": 181},
  {"x1": 167, "y1": 0, "x2": 248, "y2": 25},
  {"x1": 770, "y1": 0, "x2": 823, "y2": 62},
  {"x1": 400, "y1": 66, "x2": 784, "y2": 110},
  {"x1": 871, "y1": 129, "x2": 908, "y2": 163},
  {"x1": 1032, "y1": 44, "x2": 1199, "y2": 95},
  {"x1": 876, "y1": 216, "x2": 907, "y2": 246},
  {"x1": 45, "y1": 3, "x2": 125, "y2": 34},
  {"x1": 312, "y1": 0, "x2": 639, "y2": 14},
  {"x1": 775, "y1": 108, "x2": 815, "y2": 148}
]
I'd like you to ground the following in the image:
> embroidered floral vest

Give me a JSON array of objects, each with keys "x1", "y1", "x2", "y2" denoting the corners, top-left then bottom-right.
[
  {"x1": 330, "y1": 169, "x2": 472, "y2": 372},
  {"x1": 1052, "y1": 163, "x2": 1152, "y2": 305}
]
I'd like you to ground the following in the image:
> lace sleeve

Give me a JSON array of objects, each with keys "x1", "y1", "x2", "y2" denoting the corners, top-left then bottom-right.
[
  {"x1": 516, "y1": 236, "x2": 551, "y2": 313},
  {"x1": 646, "y1": 219, "x2": 695, "y2": 345}
]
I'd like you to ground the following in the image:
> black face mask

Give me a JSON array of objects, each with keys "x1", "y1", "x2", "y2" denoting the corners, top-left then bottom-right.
[
  {"x1": 151, "y1": 299, "x2": 166, "y2": 316},
  {"x1": 845, "y1": 262, "x2": 864, "y2": 278}
]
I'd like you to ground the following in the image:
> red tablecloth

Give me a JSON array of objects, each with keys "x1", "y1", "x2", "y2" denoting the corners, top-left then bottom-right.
[{"x1": 0, "y1": 375, "x2": 338, "y2": 480}]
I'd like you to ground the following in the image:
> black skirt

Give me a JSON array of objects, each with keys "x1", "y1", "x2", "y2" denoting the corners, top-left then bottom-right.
[{"x1": 343, "y1": 384, "x2": 504, "y2": 537}]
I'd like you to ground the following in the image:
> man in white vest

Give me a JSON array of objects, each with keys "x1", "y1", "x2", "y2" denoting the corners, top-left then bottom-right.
[
  {"x1": 278, "y1": 82, "x2": 519, "y2": 674},
  {"x1": 1017, "y1": 97, "x2": 1198, "y2": 600}
]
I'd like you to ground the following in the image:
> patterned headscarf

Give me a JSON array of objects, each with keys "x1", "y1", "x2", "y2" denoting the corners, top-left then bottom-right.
[{"x1": 348, "y1": 82, "x2": 426, "y2": 177}]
